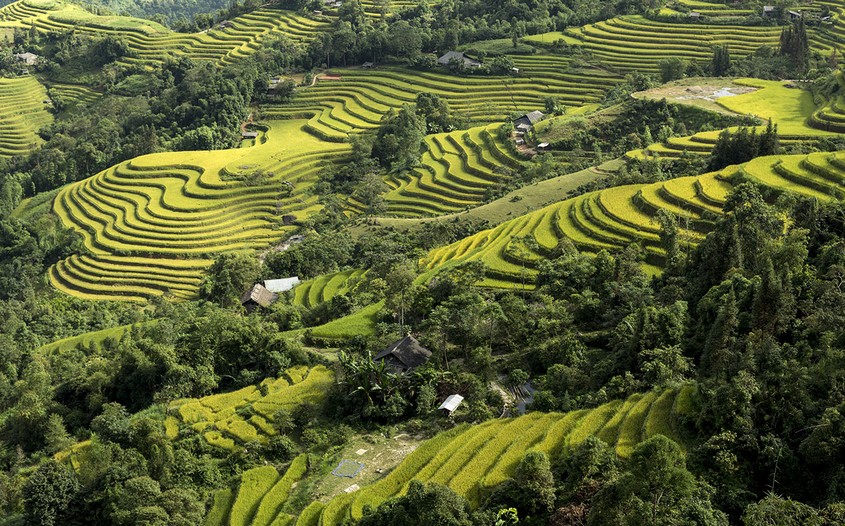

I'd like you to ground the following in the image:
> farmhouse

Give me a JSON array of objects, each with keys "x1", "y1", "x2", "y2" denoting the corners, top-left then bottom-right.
[
  {"x1": 375, "y1": 335, "x2": 432, "y2": 373},
  {"x1": 514, "y1": 110, "x2": 544, "y2": 128},
  {"x1": 437, "y1": 51, "x2": 481, "y2": 68},
  {"x1": 762, "y1": 5, "x2": 775, "y2": 17},
  {"x1": 240, "y1": 283, "x2": 278, "y2": 312},
  {"x1": 242, "y1": 131, "x2": 259, "y2": 139},
  {"x1": 13, "y1": 52, "x2": 38, "y2": 66},
  {"x1": 264, "y1": 276, "x2": 301, "y2": 293}
]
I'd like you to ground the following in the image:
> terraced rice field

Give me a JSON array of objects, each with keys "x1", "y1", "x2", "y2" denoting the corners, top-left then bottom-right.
[
  {"x1": 629, "y1": 79, "x2": 835, "y2": 161},
  {"x1": 371, "y1": 123, "x2": 525, "y2": 217},
  {"x1": 266, "y1": 61, "x2": 621, "y2": 141},
  {"x1": 261, "y1": 386, "x2": 692, "y2": 526},
  {"x1": 809, "y1": 71, "x2": 845, "y2": 134},
  {"x1": 49, "y1": 120, "x2": 350, "y2": 301},
  {"x1": 47, "y1": 82, "x2": 100, "y2": 108},
  {"x1": 419, "y1": 149, "x2": 845, "y2": 288},
  {"x1": 526, "y1": 15, "x2": 783, "y2": 74},
  {"x1": 0, "y1": 0, "x2": 329, "y2": 65},
  {"x1": 205, "y1": 454, "x2": 309, "y2": 526},
  {"x1": 167, "y1": 365, "x2": 333, "y2": 449},
  {"x1": 808, "y1": 1, "x2": 845, "y2": 55},
  {"x1": 36, "y1": 322, "x2": 142, "y2": 356},
  {"x1": 0, "y1": 75, "x2": 52, "y2": 158},
  {"x1": 419, "y1": 170, "x2": 727, "y2": 286},
  {"x1": 662, "y1": 0, "x2": 753, "y2": 18},
  {"x1": 292, "y1": 268, "x2": 366, "y2": 310}
]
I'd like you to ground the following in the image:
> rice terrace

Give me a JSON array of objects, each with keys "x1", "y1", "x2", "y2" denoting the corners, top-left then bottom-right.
[{"x1": 3, "y1": 0, "x2": 845, "y2": 524}]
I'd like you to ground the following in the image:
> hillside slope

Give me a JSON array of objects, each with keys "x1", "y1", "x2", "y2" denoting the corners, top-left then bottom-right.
[{"x1": 204, "y1": 386, "x2": 694, "y2": 526}]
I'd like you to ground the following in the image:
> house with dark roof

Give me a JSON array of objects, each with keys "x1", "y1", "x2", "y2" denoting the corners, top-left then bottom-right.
[
  {"x1": 514, "y1": 110, "x2": 544, "y2": 128},
  {"x1": 375, "y1": 335, "x2": 432, "y2": 373},
  {"x1": 437, "y1": 51, "x2": 481, "y2": 68},
  {"x1": 240, "y1": 283, "x2": 278, "y2": 312}
]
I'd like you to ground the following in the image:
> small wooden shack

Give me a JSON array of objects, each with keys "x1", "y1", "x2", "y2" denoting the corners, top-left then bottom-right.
[
  {"x1": 437, "y1": 51, "x2": 481, "y2": 68},
  {"x1": 375, "y1": 335, "x2": 432, "y2": 373},
  {"x1": 514, "y1": 110, "x2": 544, "y2": 129},
  {"x1": 240, "y1": 284, "x2": 278, "y2": 312}
]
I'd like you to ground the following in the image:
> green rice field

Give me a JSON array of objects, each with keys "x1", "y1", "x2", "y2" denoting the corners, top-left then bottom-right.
[
  {"x1": 204, "y1": 454, "x2": 308, "y2": 526},
  {"x1": 167, "y1": 365, "x2": 333, "y2": 448}
]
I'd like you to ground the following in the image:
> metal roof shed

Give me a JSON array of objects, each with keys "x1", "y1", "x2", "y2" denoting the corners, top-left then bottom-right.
[
  {"x1": 438, "y1": 394, "x2": 464, "y2": 414},
  {"x1": 264, "y1": 277, "x2": 301, "y2": 293}
]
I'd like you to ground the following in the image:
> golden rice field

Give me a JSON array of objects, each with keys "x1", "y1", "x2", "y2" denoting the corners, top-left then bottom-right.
[
  {"x1": 526, "y1": 12, "x2": 841, "y2": 74},
  {"x1": 0, "y1": 0, "x2": 330, "y2": 65},
  {"x1": 204, "y1": 455, "x2": 309, "y2": 526},
  {"x1": 419, "y1": 150, "x2": 845, "y2": 288},
  {"x1": 266, "y1": 58, "x2": 621, "y2": 141},
  {"x1": 372, "y1": 123, "x2": 525, "y2": 217},
  {"x1": 205, "y1": 386, "x2": 694, "y2": 526},
  {"x1": 628, "y1": 78, "x2": 838, "y2": 161},
  {"x1": 49, "y1": 120, "x2": 350, "y2": 301},
  {"x1": 0, "y1": 75, "x2": 52, "y2": 158}
]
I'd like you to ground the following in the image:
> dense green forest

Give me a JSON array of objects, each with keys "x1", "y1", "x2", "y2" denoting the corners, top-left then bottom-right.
[{"x1": 1, "y1": 0, "x2": 845, "y2": 524}]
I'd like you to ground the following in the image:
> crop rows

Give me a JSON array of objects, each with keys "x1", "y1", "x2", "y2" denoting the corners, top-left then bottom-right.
[
  {"x1": 809, "y1": 71, "x2": 845, "y2": 133},
  {"x1": 630, "y1": 78, "x2": 839, "y2": 161},
  {"x1": 265, "y1": 63, "x2": 620, "y2": 141},
  {"x1": 420, "y1": 170, "x2": 726, "y2": 286},
  {"x1": 0, "y1": 76, "x2": 52, "y2": 158},
  {"x1": 167, "y1": 365, "x2": 333, "y2": 449},
  {"x1": 663, "y1": 0, "x2": 753, "y2": 18},
  {"x1": 279, "y1": 387, "x2": 690, "y2": 526},
  {"x1": 0, "y1": 0, "x2": 329, "y2": 65},
  {"x1": 528, "y1": 11, "x2": 843, "y2": 74},
  {"x1": 527, "y1": 15, "x2": 783, "y2": 74},
  {"x1": 292, "y1": 268, "x2": 367, "y2": 309},
  {"x1": 807, "y1": 1, "x2": 845, "y2": 55},
  {"x1": 205, "y1": 454, "x2": 308, "y2": 526},
  {"x1": 419, "y1": 149, "x2": 845, "y2": 288},
  {"x1": 49, "y1": 120, "x2": 350, "y2": 301},
  {"x1": 373, "y1": 123, "x2": 525, "y2": 217},
  {"x1": 48, "y1": 82, "x2": 100, "y2": 108}
]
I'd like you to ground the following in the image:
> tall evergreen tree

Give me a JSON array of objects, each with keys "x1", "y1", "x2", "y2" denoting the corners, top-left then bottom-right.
[
  {"x1": 780, "y1": 18, "x2": 809, "y2": 72},
  {"x1": 711, "y1": 44, "x2": 731, "y2": 76}
]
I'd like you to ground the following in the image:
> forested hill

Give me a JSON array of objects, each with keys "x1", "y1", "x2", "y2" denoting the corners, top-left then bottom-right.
[{"x1": 4, "y1": 0, "x2": 845, "y2": 525}]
